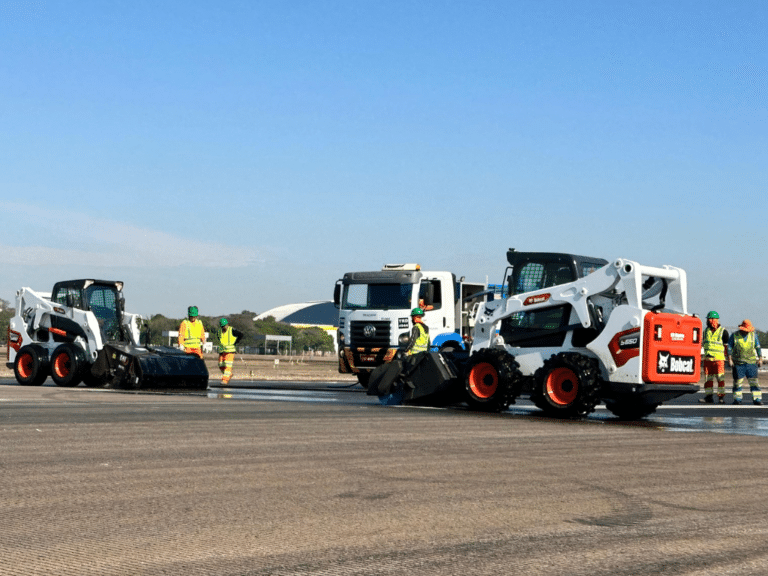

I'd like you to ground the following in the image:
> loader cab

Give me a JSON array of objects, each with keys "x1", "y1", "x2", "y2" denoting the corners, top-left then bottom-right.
[
  {"x1": 500, "y1": 251, "x2": 609, "y2": 348},
  {"x1": 52, "y1": 279, "x2": 126, "y2": 342}
]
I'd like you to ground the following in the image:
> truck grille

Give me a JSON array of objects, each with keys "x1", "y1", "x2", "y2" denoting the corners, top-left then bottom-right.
[{"x1": 349, "y1": 321, "x2": 391, "y2": 348}]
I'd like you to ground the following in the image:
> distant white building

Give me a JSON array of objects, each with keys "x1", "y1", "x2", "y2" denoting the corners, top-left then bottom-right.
[{"x1": 254, "y1": 301, "x2": 338, "y2": 353}]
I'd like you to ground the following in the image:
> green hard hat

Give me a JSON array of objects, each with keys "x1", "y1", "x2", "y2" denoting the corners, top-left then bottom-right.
[
  {"x1": 706, "y1": 311, "x2": 719, "y2": 319},
  {"x1": 220, "y1": 318, "x2": 228, "y2": 327},
  {"x1": 188, "y1": 305, "x2": 199, "y2": 317},
  {"x1": 411, "y1": 307, "x2": 425, "y2": 316}
]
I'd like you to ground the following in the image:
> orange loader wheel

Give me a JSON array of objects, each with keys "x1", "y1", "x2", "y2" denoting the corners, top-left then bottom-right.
[
  {"x1": 545, "y1": 367, "x2": 579, "y2": 406},
  {"x1": 50, "y1": 343, "x2": 85, "y2": 387},
  {"x1": 531, "y1": 353, "x2": 601, "y2": 418},
  {"x1": 13, "y1": 345, "x2": 49, "y2": 386},
  {"x1": 463, "y1": 348, "x2": 521, "y2": 412},
  {"x1": 468, "y1": 362, "x2": 499, "y2": 399}
]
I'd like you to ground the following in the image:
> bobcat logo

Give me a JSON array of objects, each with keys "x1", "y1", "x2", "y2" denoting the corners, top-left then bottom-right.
[{"x1": 658, "y1": 351, "x2": 669, "y2": 372}]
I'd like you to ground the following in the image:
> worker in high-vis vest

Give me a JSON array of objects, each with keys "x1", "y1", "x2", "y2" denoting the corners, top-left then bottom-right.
[
  {"x1": 178, "y1": 305, "x2": 206, "y2": 359},
  {"x1": 405, "y1": 307, "x2": 430, "y2": 356},
  {"x1": 217, "y1": 318, "x2": 243, "y2": 385},
  {"x1": 699, "y1": 311, "x2": 730, "y2": 404},
  {"x1": 728, "y1": 319, "x2": 763, "y2": 405}
]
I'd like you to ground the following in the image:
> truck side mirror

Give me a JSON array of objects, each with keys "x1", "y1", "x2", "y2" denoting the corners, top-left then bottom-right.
[{"x1": 333, "y1": 282, "x2": 341, "y2": 308}]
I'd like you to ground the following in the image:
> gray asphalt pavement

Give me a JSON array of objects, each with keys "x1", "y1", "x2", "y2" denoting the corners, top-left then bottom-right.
[{"x1": 2, "y1": 381, "x2": 768, "y2": 575}]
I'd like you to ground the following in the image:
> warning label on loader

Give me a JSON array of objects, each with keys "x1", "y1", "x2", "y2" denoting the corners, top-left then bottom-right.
[{"x1": 656, "y1": 351, "x2": 696, "y2": 375}]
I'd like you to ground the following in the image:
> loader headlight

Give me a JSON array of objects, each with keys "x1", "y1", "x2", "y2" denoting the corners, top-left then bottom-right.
[{"x1": 398, "y1": 332, "x2": 410, "y2": 347}]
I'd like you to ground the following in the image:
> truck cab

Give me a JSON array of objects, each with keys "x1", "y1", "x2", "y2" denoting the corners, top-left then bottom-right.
[{"x1": 333, "y1": 264, "x2": 486, "y2": 386}]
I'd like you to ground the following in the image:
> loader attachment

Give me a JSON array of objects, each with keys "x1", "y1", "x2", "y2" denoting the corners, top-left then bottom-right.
[
  {"x1": 95, "y1": 343, "x2": 209, "y2": 390},
  {"x1": 368, "y1": 352, "x2": 462, "y2": 405}
]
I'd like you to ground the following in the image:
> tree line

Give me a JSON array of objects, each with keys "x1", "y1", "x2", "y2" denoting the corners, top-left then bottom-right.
[{"x1": 145, "y1": 311, "x2": 335, "y2": 354}]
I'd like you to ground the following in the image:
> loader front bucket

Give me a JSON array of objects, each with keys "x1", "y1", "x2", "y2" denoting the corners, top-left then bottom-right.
[{"x1": 100, "y1": 343, "x2": 209, "y2": 390}]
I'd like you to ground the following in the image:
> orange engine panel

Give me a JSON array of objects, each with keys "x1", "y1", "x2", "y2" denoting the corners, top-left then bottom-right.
[{"x1": 642, "y1": 312, "x2": 702, "y2": 384}]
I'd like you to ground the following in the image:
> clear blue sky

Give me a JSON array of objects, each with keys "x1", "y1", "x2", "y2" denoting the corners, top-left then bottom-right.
[{"x1": 2, "y1": 1, "x2": 766, "y2": 328}]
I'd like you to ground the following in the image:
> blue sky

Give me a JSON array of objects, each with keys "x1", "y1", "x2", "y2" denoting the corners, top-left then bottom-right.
[{"x1": 2, "y1": 1, "x2": 766, "y2": 328}]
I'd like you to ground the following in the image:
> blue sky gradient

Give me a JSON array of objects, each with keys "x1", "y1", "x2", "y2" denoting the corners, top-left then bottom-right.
[{"x1": 2, "y1": 1, "x2": 766, "y2": 327}]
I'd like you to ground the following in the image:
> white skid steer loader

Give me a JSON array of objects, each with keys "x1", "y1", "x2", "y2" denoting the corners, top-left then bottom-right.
[
  {"x1": 6, "y1": 279, "x2": 208, "y2": 389},
  {"x1": 368, "y1": 250, "x2": 701, "y2": 420}
]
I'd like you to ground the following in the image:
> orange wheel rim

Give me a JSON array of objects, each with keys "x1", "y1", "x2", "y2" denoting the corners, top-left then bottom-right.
[
  {"x1": 54, "y1": 354, "x2": 71, "y2": 378},
  {"x1": 18, "y1": 353, "x2": 33, "y2": 379},
  {"x1": 546, "y1": 367, "x2": 578, "y2": 405},
  {"x1": 469, "y1": 362, "x2": 498, "y2": 399}
]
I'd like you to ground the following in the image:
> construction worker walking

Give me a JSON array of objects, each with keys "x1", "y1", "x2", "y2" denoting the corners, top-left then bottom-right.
[
  {"x1": 728, "y1": 319, "x2": 763, "y2": 405},
  {"x1": 699, "y1": 311, "x2": 729, "y2": 404},
  {"x1": 178, "y1": 306, "x2": 206, "y2": 359},
  {"x1": 217, "y1": 318, "x2": 243, "y2": 386}
]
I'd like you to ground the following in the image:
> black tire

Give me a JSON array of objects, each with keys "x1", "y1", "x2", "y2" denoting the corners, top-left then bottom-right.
[
  {"x1": 464, "y1": 348, "x2": 521, "y2": 412},
  {"x1": 356, "y1": 371, "x2": 371, "y2": 388},
  {"x1": 605, "y1": 400, "x2": 659, "y2": 420},
  {"x1": 50, "y1": 343, "x2": 86, "y2": 387},
  {"x1": 530, "y1": 352, "x2": 600, "y2": 418},
  {"x1": 13, "y1": 345, "x2": 49, "y2": 386}
]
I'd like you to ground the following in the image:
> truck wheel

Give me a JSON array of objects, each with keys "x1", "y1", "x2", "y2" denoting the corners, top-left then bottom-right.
[
  {"x1": 605, "y1": 401, "x2": 659, "y2": 420},
  {"x1": 464, "y1": 348, "x2": 521, "y2": 412},
  {"x1": 13, "y1": 345, "x2": 49, "y2": 386},
  {"x1": 531, "y1": 353, "x2": 600, "y2": 418},
  {"x1": 50, "y1": 344, "x2": 85, "y2": 387}
]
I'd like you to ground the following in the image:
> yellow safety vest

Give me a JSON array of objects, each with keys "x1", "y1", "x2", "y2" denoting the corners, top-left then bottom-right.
[
  {"x1": 181, "y1": 319, "x2": 204, "y2": 349},
  {"x1": 702, "y1": 326, "x2": 725, "y2": 360},
  {"x1": 219, "y1": 327, "x2": 237, "y2": 353},
  {"x1": 732, "y1": 332, "x2": 757, "y2": 364},
  {"x1": 408, "y1": 323, "x2": 430, "y2": 355}
]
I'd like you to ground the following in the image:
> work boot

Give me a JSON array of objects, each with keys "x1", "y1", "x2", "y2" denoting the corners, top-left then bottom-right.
[
  {"x1": 718, "y1": 397, "x2": 725, "y2": 404},
  {"x1": 733, "y1": 399, "x2": 742, "y2": 405},
  {"x1": 698, "y1": 396, "x2": 714, "y2": 404},
  {"x1": 754, "y1": 400, "x2": 762, "y2": 406}
]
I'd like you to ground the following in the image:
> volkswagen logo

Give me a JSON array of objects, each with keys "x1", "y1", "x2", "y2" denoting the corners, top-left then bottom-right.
[{"x1": 363, "y1": 324, "x2": 376, "y2": 338}]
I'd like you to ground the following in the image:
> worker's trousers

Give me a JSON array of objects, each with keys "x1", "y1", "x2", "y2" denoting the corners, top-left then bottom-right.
[
  {"x1": 219, "y1": 352, "x2": 235, "y2": 385},
  {"x1": 732, "y1": 363, "x2": 761, "y2": 402}
]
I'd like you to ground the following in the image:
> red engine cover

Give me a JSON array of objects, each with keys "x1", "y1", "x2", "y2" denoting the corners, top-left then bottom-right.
[{"x1": 642, "y1": 312, "x2": 702, "y2": 383}]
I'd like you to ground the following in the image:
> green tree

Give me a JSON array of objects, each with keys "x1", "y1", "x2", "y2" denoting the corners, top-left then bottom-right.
[
  {"x1": 295, "y1": 326, "x2": 334, "y2": 353},
  {"x1": 0, "y1": 298, "x2": 14, "y2": 341}
]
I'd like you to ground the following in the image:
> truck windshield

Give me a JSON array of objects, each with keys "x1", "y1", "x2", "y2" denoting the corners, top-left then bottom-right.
[{"x1": 342, "y1": 283, "x2": 413, "y2": 310}]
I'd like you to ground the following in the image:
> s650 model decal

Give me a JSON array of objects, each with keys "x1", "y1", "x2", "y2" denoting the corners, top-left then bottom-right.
[{"x1": 608, "y1": 327, "x2": 641, "y2": 367}]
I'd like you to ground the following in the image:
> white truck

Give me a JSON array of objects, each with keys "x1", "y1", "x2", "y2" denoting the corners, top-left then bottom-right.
[{"x1": 333, "y1": 264, "x2": 488, "y2": 387}]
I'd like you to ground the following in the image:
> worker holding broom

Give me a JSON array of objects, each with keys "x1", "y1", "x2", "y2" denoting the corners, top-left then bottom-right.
[
  {"x1": 217, "y1": 318, "x2": 243, "y2": 385},
  {"x1": 178, "y1": 306, "x2": 206, "y2": 359}
]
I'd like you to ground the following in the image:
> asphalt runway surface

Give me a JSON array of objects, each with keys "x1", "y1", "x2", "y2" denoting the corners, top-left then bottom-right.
[{"x1": 2, "y1": 378, "x2": 768, "y2": 575}]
